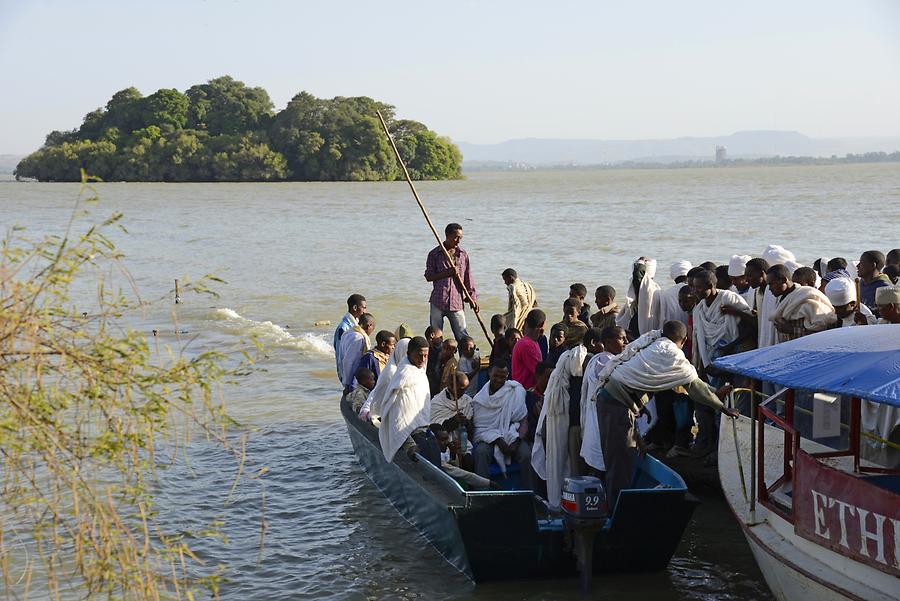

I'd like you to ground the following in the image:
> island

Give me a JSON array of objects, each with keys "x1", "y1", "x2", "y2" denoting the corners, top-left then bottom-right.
[{"x1": 15, "y1": 76, "x2": 462, "y2": 182}]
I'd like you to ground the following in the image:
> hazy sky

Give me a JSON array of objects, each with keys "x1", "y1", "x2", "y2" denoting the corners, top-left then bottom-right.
[{"x1": 2, "y1": 0, "x2": 899, "y2": 153}]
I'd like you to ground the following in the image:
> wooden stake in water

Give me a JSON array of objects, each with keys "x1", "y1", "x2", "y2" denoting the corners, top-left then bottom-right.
[
  {"x1": 174, "y1": 279, "x2": 181, "y2": 304},
  {"x1": 375, "y1": 110, "x2": 493, "y2": 348}
]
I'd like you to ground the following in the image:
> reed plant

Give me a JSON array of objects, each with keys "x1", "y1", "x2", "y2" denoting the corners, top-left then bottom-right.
[{"x1": 0, "y1": 172, "x2": 250, "y2": 599}]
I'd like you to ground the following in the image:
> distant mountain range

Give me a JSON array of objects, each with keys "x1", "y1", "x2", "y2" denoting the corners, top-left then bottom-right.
[{"x1": 455, "y1": 131, "x2": 900, "y2": 166}]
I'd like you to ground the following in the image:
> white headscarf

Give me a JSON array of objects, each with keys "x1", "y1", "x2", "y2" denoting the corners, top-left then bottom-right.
[
  {"x1": 670, "y1": 260, "x2": 692, "y2": 282},
  {"x1": 824, "y1": 277, "x2": 855, "y2": 306},
  {"x1": 728, "y1": 255, "x2": 751, "y2": 277},
  {"x1": 762, "y1": 245, "x2": 796, "y2": 265},
  {"x1": 783, "y1": 260, "x2": 802, "y2": 277}
]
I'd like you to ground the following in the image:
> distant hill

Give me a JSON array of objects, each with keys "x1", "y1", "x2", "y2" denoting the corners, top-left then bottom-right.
[
  {"x1": 456, "y1": 131, "x2": 900, "y2": 166},
  {"x1": 0, "y1": 155, "x2": 24, "y2": 175}
]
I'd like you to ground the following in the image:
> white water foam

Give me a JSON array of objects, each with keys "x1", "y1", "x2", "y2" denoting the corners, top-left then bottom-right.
[{"x1": 210, "y1": 308, "x2": 335, "y2": 356}]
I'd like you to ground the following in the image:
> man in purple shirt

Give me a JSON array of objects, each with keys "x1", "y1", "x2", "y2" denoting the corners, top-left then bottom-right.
[{"x1": 425, "y1": 223, "x2": 478, "y2": 341}]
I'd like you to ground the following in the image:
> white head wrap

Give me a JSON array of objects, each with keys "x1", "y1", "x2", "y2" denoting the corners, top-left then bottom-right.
[
  {"x1": 816, "y1": 257, "x2": 830, "y2": 277},
  {"x1": 783, "y1": 260, "x2": 802, "y2": 277},
  {"x1": 762, "y1": 245, "x2": 796, "y2": 265},
  {"x1": 728, "y1": 255, "x2": 751, "y2": 277},
  {"x1": 875, "y1": 286, "x2": 900, "y2": 306},
  {"x1": 824, "y1": 277, "x2": 855, "y2": 306},
  {"x1": 669, "y1": 260, "x2": 692, "y2": 282}
]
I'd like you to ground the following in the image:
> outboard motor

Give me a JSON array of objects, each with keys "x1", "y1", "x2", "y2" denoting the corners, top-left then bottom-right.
[{"x1": 562, "y1": 476, "x2": 608, "y2": 594}]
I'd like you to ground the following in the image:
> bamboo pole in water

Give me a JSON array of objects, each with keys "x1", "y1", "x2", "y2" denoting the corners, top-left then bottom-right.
[{"x1": 375, "y1": 110, "x2": 493, "y2": 347}]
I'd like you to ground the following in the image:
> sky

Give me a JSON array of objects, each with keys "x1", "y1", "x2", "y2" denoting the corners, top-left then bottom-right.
[{"x1": 1, "y1": 0, "x2": 899, "y2": 154}]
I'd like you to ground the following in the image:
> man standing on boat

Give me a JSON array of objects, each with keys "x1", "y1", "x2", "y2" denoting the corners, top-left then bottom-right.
[
  {"x1": 334, "y1": 293, "x2": 367, "y2": 382},
  {"x1": 595, "y1": 321, "x2": 738, "y2": 512},
  {"x1": 425, "y1": 223, "x2": 478, "y2": 341}
]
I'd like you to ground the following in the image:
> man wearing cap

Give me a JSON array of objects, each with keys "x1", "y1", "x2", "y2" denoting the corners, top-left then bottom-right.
[
  {"x1": 824, "y1": 278, "x2": 874, "y2": 327},
  {"x1": 728, "y1": 255, "x2": 754, "y2": 306},
  {"x1": 873, "y1": 286, "x2": 900, "y2": 324}
]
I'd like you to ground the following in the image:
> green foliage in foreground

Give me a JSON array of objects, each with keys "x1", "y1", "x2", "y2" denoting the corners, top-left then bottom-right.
[
  {"x1": 0, "y1": 175, "x2": 256, "y2": 598},
  {"x1": 16, "y1": 76, "x2": 462, "y2": 182}
]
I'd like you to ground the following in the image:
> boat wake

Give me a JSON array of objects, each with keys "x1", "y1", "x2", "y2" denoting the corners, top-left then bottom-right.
[{"x1": 210, "y1": 308, "x2": 334, "y2": 356}]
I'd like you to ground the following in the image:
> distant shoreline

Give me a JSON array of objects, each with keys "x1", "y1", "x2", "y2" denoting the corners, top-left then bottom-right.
[{"x1": 462, "y1": 150, "x2": 900, "y2": 172}]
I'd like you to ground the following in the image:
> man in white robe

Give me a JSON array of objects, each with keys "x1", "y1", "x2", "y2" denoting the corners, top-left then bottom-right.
[
  {"x1": 691, "y1": 269, "x2": 752, "y2": 455},
  {"x1": 616, "y1": 257, "x2": 661, "y2": 339},
  {"x1": 531, "y1": 343, "x2": 587, "y2": 510},
  {"x1": 766, "y1": 265, "x2": 837, "y2": 341},
  {"x1": 340, "y1": 313, "x2": 375, "y2": 393},
  {"x1": 580, "y1": 326, "x2": 628, "y2": 472},
  {"x1": 651, "y1": 260, "x2": 692, "y2": 330},
  {"x1": 378, "y1": 337, "x2": 436, "y2": 464},
  {"x1": 430, "y1": 371, "x2": 475, "y2": 454},
  {"x1": 359, "y1": 337, "x2": 410, "y2": 421},
  {"x1": 595, "y1": 322, "x2": 738, "y2": 510},
  {"x1": 472, "y1": 362, "x2": 532, "y2": 488}
]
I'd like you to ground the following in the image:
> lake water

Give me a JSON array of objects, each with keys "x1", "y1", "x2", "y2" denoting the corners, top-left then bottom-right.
[{"x1": 2, "y1": 163, "x2": 899, "y2": 599}]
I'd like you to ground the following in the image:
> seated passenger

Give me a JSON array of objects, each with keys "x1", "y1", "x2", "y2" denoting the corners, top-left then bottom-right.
[
  {"x1": 378, "y1": 337, "x2": 440, "y2": 466},
  {"x1": 457, "y1": 336, "x2": 481, "y2": 396},
  {"x1": 347, "y1": 367, "x2": 375, "y2": 413},
  {"x1": 433, "y1": 425, "x2": 492, "y2": 490},
  {"x1": 431, "y1": 371, "x2": 476, "y2": 455},
  {"x1": 428, "y1": 338, "x2": 458, "y2": 396},
  {"x1": 471, "y1": 361, "x2": 533, "y2": 489}
]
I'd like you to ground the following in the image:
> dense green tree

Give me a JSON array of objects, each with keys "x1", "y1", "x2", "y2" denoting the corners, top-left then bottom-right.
[
  {"x1": 15, "y1": 77, "x2": 462, "y2": 182},
  {"x1": 186, "y1": 76, "x2": 274, "y2": 136},
  {"x1": 143, "y1": 88, "x2": 189, "y2": 130}
]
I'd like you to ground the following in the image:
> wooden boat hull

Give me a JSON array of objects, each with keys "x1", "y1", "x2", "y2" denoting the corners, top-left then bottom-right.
[{"x1": 343, "y1": 399, "x2": 699, "y2": 582}]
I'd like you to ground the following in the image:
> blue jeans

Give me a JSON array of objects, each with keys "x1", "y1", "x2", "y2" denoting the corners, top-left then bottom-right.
[{"x1": 430, "y1": 304, "x2": 469, "y2": 341}]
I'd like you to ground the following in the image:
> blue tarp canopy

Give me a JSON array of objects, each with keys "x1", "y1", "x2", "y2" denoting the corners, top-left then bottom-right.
[{"x1": 713, "y1": 324, "x2": 900, "y2": 408}]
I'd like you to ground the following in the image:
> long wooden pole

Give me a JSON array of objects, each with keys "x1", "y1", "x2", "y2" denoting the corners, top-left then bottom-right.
[{"x1": 375, "y1": 110, "x2": 493, "y2": 347}]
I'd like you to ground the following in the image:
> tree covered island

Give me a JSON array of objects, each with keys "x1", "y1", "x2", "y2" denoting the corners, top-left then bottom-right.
[{"x1": 15, "y1": 76, "x2": 462, "y2": 182}]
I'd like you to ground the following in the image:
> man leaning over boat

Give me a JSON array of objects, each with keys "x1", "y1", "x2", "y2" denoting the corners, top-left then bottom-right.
[{"x1": 595, "y1": 321, "x2": 739, "y2": 511}]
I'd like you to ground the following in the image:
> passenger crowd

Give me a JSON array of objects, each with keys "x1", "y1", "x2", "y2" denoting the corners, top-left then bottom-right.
[{"x1": 335, "y1": 222, "x2": 900, "y2": 511}]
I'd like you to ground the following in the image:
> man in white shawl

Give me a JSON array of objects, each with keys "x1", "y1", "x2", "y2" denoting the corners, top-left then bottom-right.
[
  {"x1": 651, "y1": 260, "x2": 692, "y2": 330},
  {"x1": 359, "y1": 337, "x2": 410, "y2": 421},
  {"x1": 691, "y1": 268, "x2": 753, "y2": 455},
  {"x1": 471, "y1": 361, "x2": 532, "y2": 488},
  {"x1": 616, "y1": 257, "x2": 660, "y2": 339},
  {"x1": 580, "y1": 326, "x2": 628, "y2": 473},
  {"x1": 339, "y1": 313, "x2": 375, "y2": 393},
  {"x1": 757, "y1": 246, "x2": 796, "y2": 348},
  {"x1": 430, "y1": 371, "x2": 475, "y2": 454},
  {"x1": 502, "y1": 268, "x2": 538, "y2": 332},
  {"x1": 378, "y1": 337, "x2": 436, "y2": 464},
  {"x1": 531, "y1": 343, "x2": 587, "y2": 510},
  {"x1": 766, "y1": 264, "x2": 837, "y2": 341},
  {"x1": 595, "y1": 322, "x2": 738, "y2": 511}
]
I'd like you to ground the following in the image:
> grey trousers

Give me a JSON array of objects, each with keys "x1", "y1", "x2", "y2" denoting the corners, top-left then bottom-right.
[
  {"x1": 473, "y1": 440, "x2": 533, "y2": 490},
  {"x1": 597, "y1": 395, "x2": 638, "y2": 512}
]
